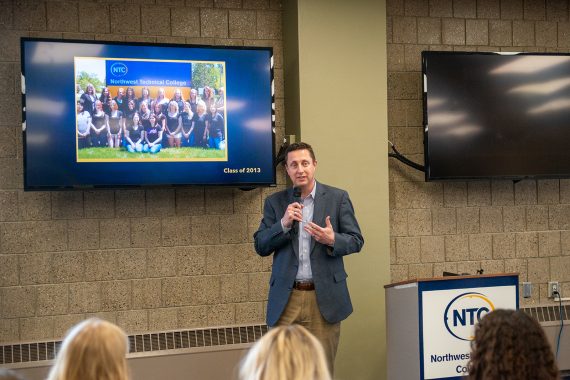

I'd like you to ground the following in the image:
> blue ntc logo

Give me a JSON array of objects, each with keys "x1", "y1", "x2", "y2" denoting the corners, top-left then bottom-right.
[
  {"x1": 110, "y1": 62, "x2": 128, "y2": 77},
  {"x1": 443, "y1": 292, "x2": 495, "y2": 341}
]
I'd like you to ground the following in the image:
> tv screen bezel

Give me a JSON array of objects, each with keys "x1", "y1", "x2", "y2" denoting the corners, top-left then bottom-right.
[
  {"x1": 422, "y1": 50, "x2": 570, "y2": 182},
  {"x1": 21, "y1": 37, "x2": 276, "y2": 191}
]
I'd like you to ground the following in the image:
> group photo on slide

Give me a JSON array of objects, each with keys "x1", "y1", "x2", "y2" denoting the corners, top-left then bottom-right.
[{"x1": 74, "y1": 57, "x2": 227, "y2": 162}]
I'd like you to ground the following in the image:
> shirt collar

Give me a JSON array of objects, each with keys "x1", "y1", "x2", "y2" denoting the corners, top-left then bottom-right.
[{"x1": 303, "y1": 180, "x2": 317, "y2": 201}]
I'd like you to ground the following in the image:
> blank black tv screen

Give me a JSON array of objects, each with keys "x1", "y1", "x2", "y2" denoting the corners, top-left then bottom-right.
[
  {"x1": 423, "y1": 51, "x2": 570, "y2": 180},
  {"x1": 22, "y1": 38, "x2": 275, "y2": 190}
]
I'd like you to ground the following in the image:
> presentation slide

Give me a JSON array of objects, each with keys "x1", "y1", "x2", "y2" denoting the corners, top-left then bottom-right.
[{"x1": 22, "y1": 39, "x2": 275, "y2": 189}]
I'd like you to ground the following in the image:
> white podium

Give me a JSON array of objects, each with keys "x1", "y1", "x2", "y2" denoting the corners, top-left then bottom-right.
[{"x1": 385, "y1": 273, "x2": 519, "y2": 380}]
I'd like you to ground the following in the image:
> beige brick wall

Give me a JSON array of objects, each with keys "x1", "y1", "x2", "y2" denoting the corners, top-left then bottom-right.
[
  {"x1": 388, "y1": 0, "x2": 570, "y2": 305},
  {"x1": 0, "y1": 0, "x2": 284, "y2": 344}
]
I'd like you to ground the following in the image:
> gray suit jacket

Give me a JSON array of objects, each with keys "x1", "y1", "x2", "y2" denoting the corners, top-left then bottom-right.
[{"x1": 254, "y1": 182, "x2": 364, "y2": 326}]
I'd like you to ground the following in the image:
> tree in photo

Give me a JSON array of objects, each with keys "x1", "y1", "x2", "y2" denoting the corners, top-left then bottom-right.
[
  {"x1": 192, "y1": 63, "x2": 225, "y2": 90},
  {"x1": 76, "y1": 71, "x2": 105, "y2": 96}
]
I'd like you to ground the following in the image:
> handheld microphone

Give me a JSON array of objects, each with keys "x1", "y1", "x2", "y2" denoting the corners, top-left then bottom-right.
[{"x1": 292, "y1": 186, "x2": 301, "y2": 232}]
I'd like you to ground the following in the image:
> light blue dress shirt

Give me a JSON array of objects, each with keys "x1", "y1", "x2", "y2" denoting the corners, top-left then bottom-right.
[{"x1": 281, "y1": 182, "x2": 316, "y2": 281}]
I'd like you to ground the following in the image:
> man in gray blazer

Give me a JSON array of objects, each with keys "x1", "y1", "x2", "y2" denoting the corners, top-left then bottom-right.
[{"x1": 254, "y1": 142, "x2": 364, "y2": 374}]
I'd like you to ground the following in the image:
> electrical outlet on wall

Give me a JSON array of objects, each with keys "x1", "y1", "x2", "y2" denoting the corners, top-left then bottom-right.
[
  {"x1": 522, "y1": 282, "x2": 532, "y2": 298},
  {"x1": 548, "y1": 281, "x2": 560, "y2": 298}
]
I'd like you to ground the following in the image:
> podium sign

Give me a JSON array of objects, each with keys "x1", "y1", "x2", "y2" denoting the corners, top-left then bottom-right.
[
  {"x1": 385, "y1": 274, "x2": 519, "y2": 380},
  {"x1": 419, "y1": 276, "x2": 518, "y2": 379}
]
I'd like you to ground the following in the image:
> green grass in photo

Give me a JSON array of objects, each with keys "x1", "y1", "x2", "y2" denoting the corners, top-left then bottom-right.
[{"x1": 77, "y1": 147, "x2": 226, "y2": 161}]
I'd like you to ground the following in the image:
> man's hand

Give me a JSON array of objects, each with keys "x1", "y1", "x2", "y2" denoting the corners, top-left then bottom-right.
[
  {"x1": 281, "y1": 202, "x2": 303, "y2": 229},
  {"x1": 304, "y1": 216, "x2": 335, "y2": 246}
]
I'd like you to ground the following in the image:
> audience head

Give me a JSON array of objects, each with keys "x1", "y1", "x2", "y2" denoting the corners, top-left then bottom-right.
[
  {"x1": 468, "y1": 309, "x2": 559, "y2": 380},
  {"x1": 239, "y1": 325, "x2": 331, "y2": 380},
  {"x1": 47, "y1": 318, "x2": 129, "y2": 380}
]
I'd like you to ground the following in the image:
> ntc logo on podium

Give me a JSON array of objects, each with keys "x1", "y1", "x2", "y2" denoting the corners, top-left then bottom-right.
[
  {"x1": 444, "y1": 292, "x2": 495, "y2": 341},
  {"x1": 110, "y1": 62, "x2": 128, "y2": 77}
]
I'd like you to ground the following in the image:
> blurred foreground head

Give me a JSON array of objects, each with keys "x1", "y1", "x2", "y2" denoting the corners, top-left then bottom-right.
[
  {"x1": 468, "y1": 309, "x2": 559, "y2": 380},
  {"x1": 47, "y1": 318, "x2": 129, "y2": 380},
  {"x1": 239, "y1": 324, "x2": 331, "y2": 380}
]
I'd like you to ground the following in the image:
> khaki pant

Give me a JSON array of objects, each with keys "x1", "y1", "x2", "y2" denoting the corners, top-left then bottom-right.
[{"x1": 275, "y1": 289, "x2": 341, "y2": 375}]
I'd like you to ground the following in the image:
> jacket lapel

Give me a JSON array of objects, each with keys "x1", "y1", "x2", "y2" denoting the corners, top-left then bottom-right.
[{"x1": 310, "y1": 182, "x2": 327, "y2": 253}]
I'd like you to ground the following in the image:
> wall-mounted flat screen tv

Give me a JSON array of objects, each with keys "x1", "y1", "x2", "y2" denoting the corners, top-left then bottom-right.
[
  {"x1": 22, "y1": 38, "x2": 275, "y2": 190},
  {"x1": 423, "y1": 51, "x2": 570, "y2": 181}
]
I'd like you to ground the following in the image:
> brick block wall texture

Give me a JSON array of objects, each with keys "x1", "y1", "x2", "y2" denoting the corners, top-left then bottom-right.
[
  {"x1": 388, "y1": 0, "x2": 570, "y2": 306},
  {"x1": 0, "y1": 0, "x2": 284, "y2": 344}
]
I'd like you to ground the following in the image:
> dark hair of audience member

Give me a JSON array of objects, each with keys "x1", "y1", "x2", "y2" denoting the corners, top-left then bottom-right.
[{"x1": 468, "y1": 309, "x2": 559, "y2": 380}]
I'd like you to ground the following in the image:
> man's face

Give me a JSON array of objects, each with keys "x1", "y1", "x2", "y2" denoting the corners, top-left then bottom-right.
[{"x1": 285, "y1": 149, "x2": 316, "y2": 190}]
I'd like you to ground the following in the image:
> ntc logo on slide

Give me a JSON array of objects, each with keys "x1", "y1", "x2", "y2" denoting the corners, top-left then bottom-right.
[
  {"x1": 443, "y1": 292, "x2": 495, "y2": 341},
  {"x1": 110, "y1": 62, "x2": 128, "y2": 77}
]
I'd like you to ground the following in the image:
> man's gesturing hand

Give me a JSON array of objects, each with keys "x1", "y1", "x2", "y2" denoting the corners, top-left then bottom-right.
[{"x1": 304, "y1": 216, "x2": 335, "y2": 246}]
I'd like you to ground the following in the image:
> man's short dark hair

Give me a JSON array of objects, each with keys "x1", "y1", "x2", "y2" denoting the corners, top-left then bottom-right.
[{"x1": 283, "y1": 142, "x2": 316, "y2": 166}]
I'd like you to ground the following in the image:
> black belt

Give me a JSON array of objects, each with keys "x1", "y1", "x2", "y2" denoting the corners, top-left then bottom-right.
[{"x1": 293, "y1": 280, "x2": 315, "y2": 291}]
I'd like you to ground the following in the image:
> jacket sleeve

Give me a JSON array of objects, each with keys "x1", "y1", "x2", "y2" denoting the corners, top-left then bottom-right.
[
  {"x1": 254, "y1": 196, "x2": 292, "y2": 257},
  {"x1": 329, "y1": 191, "x2": 364, "y2": 257}
]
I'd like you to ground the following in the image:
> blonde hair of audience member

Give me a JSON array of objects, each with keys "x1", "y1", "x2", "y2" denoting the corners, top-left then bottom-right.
[
  {"x1": 468, "y1": 309, "x2": 559, "y2": 380},
  {"x1": 239, "y1": 325, "x2": 331, "y2": 380},
  {"x1": 47, "y1": 318, "x2": 129, "y2": 380}
]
